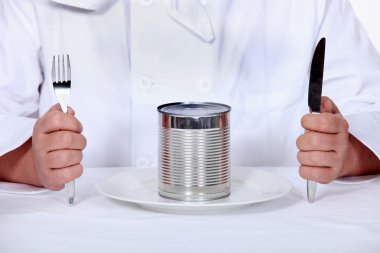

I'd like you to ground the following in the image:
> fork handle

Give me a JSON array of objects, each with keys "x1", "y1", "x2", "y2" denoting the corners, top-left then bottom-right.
[
  {"x1": 54, "y1": 89, "x2": 70, "y2": 114},
  {"x1": 61, "y1": 105, "x2": 68, "y2": 114},
  {"x1": 61, "y1": 100, "x2": 74, "y2": 206}
]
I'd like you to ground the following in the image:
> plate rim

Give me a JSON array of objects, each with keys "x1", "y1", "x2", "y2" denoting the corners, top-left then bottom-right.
[
  {"x1": 95, "y1": 167, "x2": 293, "y2": 209},
  {"x1": 0, "y1": 182, "x2": 49, "y2": 195},
  {"x1": 334, "y1": 174, "x2": 380, "y2": 185}
]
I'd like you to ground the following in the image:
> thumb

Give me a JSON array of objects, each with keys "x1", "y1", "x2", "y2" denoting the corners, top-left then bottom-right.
[{"x1": 320, "y1": 96, "x2": 340, "y2": 114}]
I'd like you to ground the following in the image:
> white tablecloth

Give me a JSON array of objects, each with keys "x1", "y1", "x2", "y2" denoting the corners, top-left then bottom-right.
[{"x1": 1, "y1": 167, "x2": 379, "y2": 253}]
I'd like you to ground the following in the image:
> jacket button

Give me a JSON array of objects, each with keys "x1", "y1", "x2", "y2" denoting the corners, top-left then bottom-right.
[
  {"x1": 200, "y1": 0, "x2": 208, "y2": 5},
  {"x1": 136, "y1": 156, "x2": 152, "y2": 167},
  {"x1": 197, "y1": 78, "x2": 214, "y2": 93},
  {"x1": 139, "y1": 75, "x2": 154, "y2": 91},
  {"x1": 140, "y1": 0, "x2": 154, "y2": 7}
]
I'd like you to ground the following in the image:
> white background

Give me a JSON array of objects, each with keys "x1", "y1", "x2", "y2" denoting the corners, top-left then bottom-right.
[{"x1": 350, "y1": 0, "x2": 380, "y2": 54}]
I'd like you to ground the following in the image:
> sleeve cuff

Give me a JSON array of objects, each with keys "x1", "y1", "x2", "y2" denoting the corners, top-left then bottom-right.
[
  {"x1": 345, "y1": 111, "x2": 380, "y2": 159},
  {"x1": 0, "y1": 115, "x2": 36, "y2": 156}
]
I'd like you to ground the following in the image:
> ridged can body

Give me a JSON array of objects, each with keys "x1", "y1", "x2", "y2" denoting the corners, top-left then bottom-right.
[{"x1": 157, "y1": 102, "x2": 231, "y2": 201}]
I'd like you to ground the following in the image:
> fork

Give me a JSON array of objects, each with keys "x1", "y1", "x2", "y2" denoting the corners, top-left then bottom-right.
[{"x1": 51, "y1": 54, "x2": 75, "y2": 206}]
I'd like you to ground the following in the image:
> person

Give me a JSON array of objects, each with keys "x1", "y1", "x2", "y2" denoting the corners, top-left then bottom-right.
[{"x1": 0, "y1": 0, "x2": 379, "y2": 190}]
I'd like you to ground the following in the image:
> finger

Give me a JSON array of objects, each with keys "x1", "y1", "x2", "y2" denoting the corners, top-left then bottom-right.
[
  {"x1": 48, "y1": 103, "x2": 75, "y2": 115},
  {"x1": 37, "y1": 111, "x2": 83, "y2": 134},
  {"x1": 297, "y1": 151, "x2": 338, "y2": 167},
  {"x1": 296, "y1": 131, "x2": 340, "y2": 152},
  {"x1": 44, "y1": 150, "x2": 83, "y2": 169},
  {"x1": 47, "y1": 103, "x2": 63, "y2": 112},
  {"x1": 320, "y1": 96, "x2": 340, "y2": 114},
  {"x1": 301, "y1": 113, "x2": 348, "y2": 134},
  {"x1": 67, "y1": 107, "x2": 75, "y2": 116},
  {"x1": 43, "y1": 131, "x2": 87, "y2": 152},
  {"x1": 44, "y1": 164, "x2": 84, "y2": 190},
  {"x1": 299, "y1": 165, "x2": 338, "y2": 184}
]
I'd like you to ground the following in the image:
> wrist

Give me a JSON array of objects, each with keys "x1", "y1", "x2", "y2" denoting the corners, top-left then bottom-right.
[
  {"x1": 0, "y1": 138, "x2": 42, "y2": 186},
  {"x1": 341, "y1": 134, "x2": 380, "y2": 177},
  {"x1": 340, "y1": 134, "x2": 360, "y2": 177}
]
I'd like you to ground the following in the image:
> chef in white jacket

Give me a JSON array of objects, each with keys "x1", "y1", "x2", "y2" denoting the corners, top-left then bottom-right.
[{"x1": 0, "y1": 0, "x2": 379, "y2": 190}]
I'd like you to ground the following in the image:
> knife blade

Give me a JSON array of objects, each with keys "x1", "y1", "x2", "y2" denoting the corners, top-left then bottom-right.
[
  {"x1": 307, "y1": 37, "x2": 326, "y2": 203},
  {"x1": 308, "y1": 38, "x2": 326, "y2": 113}
]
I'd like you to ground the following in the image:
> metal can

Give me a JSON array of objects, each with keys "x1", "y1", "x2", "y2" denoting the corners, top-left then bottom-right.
[{"x1": 157, "y1": 102, "x2": 231, "y2": 201}]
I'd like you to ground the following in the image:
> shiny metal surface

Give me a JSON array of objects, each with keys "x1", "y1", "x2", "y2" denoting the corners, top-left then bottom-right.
[
  {"x1": 158, "y1": 102, "x2": 231, "y2": 201},
  {"x1": 52, "y1": 54, "x2": 75, "y2": 206},
  {"x1": 307, "y1": 180, "x2": 317, "y2": 203},
  {"x1": 308, "y1": 38, "x2": 325, "y2": 113},
  {"x1": 158, "y1": 102, "x2": 230, "y2": 129},
  {"x1": 307, "y1": 38, "x2": 326, "y2": 203}
]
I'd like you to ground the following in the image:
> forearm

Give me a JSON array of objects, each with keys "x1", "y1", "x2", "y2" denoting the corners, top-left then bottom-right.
[
  {"x1": 342, "y1": 134, "x2": 380, "y2": 177},
  {"x1": 0, "y1": 138, "x2": 41, "y2": 186}
]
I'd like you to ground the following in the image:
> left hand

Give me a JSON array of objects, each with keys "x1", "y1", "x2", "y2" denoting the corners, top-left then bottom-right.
[{"x1": 296, "y1": 96, "x2": 350, "y2": 183}]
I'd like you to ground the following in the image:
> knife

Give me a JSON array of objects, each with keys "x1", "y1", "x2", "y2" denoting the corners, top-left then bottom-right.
[{"x1": 307, "y1": 37, "x2": 326, "y2": 203}]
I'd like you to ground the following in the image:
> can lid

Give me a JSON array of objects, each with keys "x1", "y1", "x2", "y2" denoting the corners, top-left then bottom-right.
[{"x1": 157, "y1": 102, "x2": 231, "y2": 116}]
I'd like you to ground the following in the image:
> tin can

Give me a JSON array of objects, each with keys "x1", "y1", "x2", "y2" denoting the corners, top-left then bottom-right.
[{"x1": 157, "y1": 102, "x2": 231, "y2": 201}]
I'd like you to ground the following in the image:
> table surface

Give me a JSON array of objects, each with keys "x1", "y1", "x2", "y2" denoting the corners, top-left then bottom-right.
[{"x1": 1, "y1": 166, "x2": 379, "y2": 253}]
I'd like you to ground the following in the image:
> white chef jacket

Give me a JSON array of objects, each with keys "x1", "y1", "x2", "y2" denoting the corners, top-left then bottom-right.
[{"x1": 0, "y1": 0, "x2": 379, "y2": 168}]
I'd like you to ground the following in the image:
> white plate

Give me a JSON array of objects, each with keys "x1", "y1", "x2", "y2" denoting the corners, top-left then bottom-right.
[
  {"x1": 334, "y1": 174, "x2": 380, "y2": 185},
  {"x1": 96, "y1": 167, "x2": 293, "y2": 214},
  {"x1": 0, "y1": 182, "x2": 49, "y2": 195}
]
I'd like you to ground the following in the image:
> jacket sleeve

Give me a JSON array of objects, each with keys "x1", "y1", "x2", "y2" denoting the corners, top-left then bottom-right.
[
  {"x1": 0, "y1": 0, "x2": 42, "y2": 155},
  {"x1": 318, "y1": 0, "x2": 380, "y2": 158}
]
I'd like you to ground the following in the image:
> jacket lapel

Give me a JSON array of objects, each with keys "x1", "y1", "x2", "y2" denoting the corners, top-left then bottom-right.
[
  {"x1": 50, "y1": 0, "x2": 215, "y2": 42},
  {"x1": 50, "y1": 0, "x2": 111, "y2": 11},
  {"x1": 163, "y1": 0, "x2": 215, "y2": 43}
]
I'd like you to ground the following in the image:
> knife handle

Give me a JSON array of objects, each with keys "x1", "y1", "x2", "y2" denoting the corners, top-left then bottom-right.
[
  {"x1": 306, "y1": 111, "x2": 319, "y2": 203},
  {"x1": 307, "y1": 180, "x2": 317, "y2": 203}
]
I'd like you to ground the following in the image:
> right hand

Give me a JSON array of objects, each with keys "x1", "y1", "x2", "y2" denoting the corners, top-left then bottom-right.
[{"x1": 32, "y1": 104, "x2": 87, "y2": 190}]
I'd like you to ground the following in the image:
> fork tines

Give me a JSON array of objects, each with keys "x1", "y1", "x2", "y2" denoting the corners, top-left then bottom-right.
[{"x1": 52, "y1": 54, "x2": 71, "y2": 88}]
